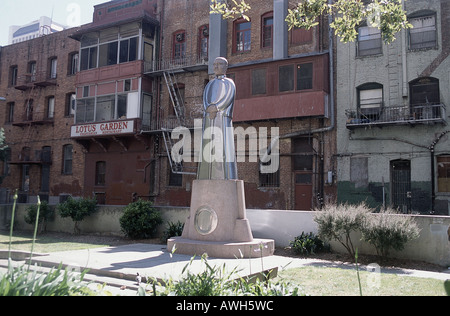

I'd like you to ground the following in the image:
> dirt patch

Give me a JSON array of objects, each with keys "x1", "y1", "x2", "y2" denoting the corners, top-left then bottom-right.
[{"x1": 274, "y1": 247, "x2": 446, "y2": 273}]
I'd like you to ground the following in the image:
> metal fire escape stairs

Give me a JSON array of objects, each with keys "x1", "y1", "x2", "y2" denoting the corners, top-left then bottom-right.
[{"x1": 162, "y1": 71, "x2": 196, "y2": 175}]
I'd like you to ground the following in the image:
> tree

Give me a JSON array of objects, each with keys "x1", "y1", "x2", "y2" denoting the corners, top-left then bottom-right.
[{"x1": 210, "y1": 0, "x2": 411, "y2": 44}]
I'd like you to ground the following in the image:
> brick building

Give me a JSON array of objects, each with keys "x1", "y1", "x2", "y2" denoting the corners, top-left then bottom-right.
[
  {"x1": 1, "y1": 0, "x2": 337, "y2": 210},
  {"x1": 0, "y1": 28, "x2": 84, "y2": 203},
  {"x1": 147, "y1": 0, "x2": 336, "y2": 210}
]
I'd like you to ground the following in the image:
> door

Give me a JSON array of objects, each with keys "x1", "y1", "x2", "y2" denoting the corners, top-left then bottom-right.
[
  {"x1": 391, "y1": 160, "x2": 411, "y2": 213},
  {"x1": 295, "y1": 172, "x2": 313, "y2": 210},
  {"x1": 293, "y1": 137, "x2": 314, "y2": 210}
]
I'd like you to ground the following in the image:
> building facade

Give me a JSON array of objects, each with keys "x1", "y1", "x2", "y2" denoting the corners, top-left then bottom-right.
[
  {"x1": 1, "y1": 0, "x2": 336, "y2": 210},
  {"x1": 9, "y1": 16, "x2": 67, "y2": 45},
  {"x1": 0, "y1": 28, "x2": 84, "y2": 203},
  {"x1": 145, "y1": 0, "x2": 336, "y2": 210},
  {"x1": 336, "y1": 0, "x2": 450, "y2": 214}
]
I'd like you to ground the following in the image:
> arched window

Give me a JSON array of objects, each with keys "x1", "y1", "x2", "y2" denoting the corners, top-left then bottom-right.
[
  {"x1": 409, "y1": 77, "x2": 440, "y2": 119},
  {"x1": 173, "y1": 30, "x2": 186, "y2": 61},
  {"x1": 261, "y1": 12, "x2": 273, "y2": 48},
  {"x1": 234, "y1": 18, "x2": 251, "y2": 53},
  {"x1": 357, "y1": 83, "x2": 383, "y2": 120},
  {"x1": 198, "y1": 25, "x2": 209, "y2": 60}
]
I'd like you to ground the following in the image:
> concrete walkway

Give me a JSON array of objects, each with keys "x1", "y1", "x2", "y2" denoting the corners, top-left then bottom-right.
[{"x1": 1, "y1": 243, "x2": 449, "y2": 296}]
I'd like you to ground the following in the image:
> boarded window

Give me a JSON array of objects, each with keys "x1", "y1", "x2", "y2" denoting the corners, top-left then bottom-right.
[
  {"x1": 252, "y1": 68, "x2": 267, "y2": 95},
  {"x1": 350, "y1": 157, "x2": 368, "y2": 188}
]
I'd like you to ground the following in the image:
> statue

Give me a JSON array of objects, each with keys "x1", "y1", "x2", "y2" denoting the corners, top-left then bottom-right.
[{"x1": 197, "y1": 57, "x2": 238, "y2": 180}]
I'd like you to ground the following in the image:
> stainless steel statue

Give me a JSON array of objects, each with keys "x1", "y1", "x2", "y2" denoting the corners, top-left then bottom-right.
[{"x1": 197, "y1": 57, "x2": 238, "y2": 180}]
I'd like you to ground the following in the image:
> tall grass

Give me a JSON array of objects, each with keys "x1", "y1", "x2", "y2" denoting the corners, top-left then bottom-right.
[{"x1": 0, "y1": 193, "x2": 94, "y2": 296}]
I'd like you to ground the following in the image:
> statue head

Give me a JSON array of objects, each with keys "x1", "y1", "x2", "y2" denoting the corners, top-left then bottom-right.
[{"x1": 213, "y1": 57, "x2": 228, "y2": 77}]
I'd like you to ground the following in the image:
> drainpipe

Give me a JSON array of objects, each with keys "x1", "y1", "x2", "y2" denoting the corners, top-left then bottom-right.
[{"x1": 401, "y1": 0, "x2": 408, "y2": 98}]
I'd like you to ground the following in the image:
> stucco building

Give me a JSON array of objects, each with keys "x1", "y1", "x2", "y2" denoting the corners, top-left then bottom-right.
[{"x1": 336, "y1": 0, "x2": 450, "y2": 214}]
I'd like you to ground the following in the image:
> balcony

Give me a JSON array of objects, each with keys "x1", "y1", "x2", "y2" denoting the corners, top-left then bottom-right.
[
  {"x1": 10, "y1": 149, "x2": 52, "y2": 165},
  {"x1": 346, "y1": 103, "x2": 447, "y2": 129},
  {"x1": 14, "y1": 71, "x2": 57, "y2": 91},
  {"x1": 12, "y1": 111, "x2": 54, "y2": 127},
  {"x1": 144, "y1": 54, "x2": 208, "y2": 76}
]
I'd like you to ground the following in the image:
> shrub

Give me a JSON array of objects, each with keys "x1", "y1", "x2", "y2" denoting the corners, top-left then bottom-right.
[
  {"x1": 58, "y1": 197, "x2": 98, "y2": 234},
  {"x1": 290, "y1": 232, "x2": 327, "y2": 255},
  {"x1": 24, "y1": 201, "x2": 54, "y2": 234},
  {"x1": 314, "y1": 203, "x2": 371, "y2": 257},
  {"x1": 161, "y1": 221, "x2": 185, "y2": 242},
  {"x1": 119, "y1": 199, "x2": 162, "y2": 239},
  {"x1": 361, "y1": 208, "x2": 420, "y2": 257}
]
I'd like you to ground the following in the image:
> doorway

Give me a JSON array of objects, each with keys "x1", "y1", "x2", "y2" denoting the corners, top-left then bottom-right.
[
  {"x1": 390, "y1": 160, "x2": 411, "y2": 213},
  {"x1": 293, "y1": 137, "x2": 314, "y2": 210}
]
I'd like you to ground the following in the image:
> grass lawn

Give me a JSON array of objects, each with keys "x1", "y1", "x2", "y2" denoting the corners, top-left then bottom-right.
[
  {"x1": 1, "y1": 231, "x2": 448, "y2": 296},
  {"x1": 0, "y1": 231, "x2": 124, "y2": 253},
  {"x1": 277, "y1": 266, "x2": 447, "y2": 296}
]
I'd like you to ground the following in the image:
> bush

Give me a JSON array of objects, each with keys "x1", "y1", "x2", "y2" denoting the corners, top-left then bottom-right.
[
  {"x1": 290, "y1": 232, "x2": 327, "y2": 255},
  {"x1": 120, "y1": 200, "x2": 162, "y2": 239},
  {"x1": 24, "y1": 200, "x2": 54, "y2": 234},
  {"x1": 161, "y1": 221, "x2": 185, "y2": 242},
  {"x1": 58, "y1": 197, "x2": 98, "y2": 234},
  {"x1": 361, "y1": 208, "x2": 420, "y2": 257},
  {"x1": 314, "y1": 203, "x2": 371, "y2": 257}
]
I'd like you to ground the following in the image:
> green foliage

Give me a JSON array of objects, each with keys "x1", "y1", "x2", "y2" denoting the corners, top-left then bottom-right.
[
  {"x1": 290, "y1": 232, "x2": 327, "y2": 255},
  {"x1": 119, "y1": 199, "x2": 162, "y2": 239},
  {"x1": 210, "y1": 0, "x2": 251, "y2": 21},
  {"x1": 0, "y1": 262, "x2": 92, "y2": 296},
  {"x1": 211, "y1": 0, "x2": 411, "y2": 44},
  {"x1": 314, "y1": 203, "x2": 370, "y2": 256},
  {"x1": 24, "y1": 200, "x2": 54, "y2": 233},
  {"x1": 58, "y1": 197, "x2": 98, "y2": 234},
  {"x1": 361, "y1": 208, "x2": 420, "y2": 257},
  {"x1": 150, "y1": 254, "x2": 305, "y2": 296},
  {"x1": 161, "y1": 220, "x2": 185, "y2": 243},
  {"x1": 445, "y1": 280, "x2": 450, "y2": 296}
]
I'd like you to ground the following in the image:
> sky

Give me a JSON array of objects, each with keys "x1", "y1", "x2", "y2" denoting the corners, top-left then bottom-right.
[{"x1": 0, "y1": 0, "x2": 108, "y2": 46}]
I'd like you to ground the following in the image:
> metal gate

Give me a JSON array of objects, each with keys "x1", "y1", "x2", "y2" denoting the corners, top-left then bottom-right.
[{"x1": 390, "y1": 160, "x2": 411, "y2": 213}]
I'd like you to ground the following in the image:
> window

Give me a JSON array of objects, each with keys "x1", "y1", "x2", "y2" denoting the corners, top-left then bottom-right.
[
  {"x1": 169, "y1": 165, "x2": 183, "y2": 187},
  {"x1": 235, "y1": 20, "x2": 251, "y2": 52},
  {"x1": 119, "y1": 37, "x2": 138, "y2": 63},
  {"x1": 80, "y1": 46, "x2": 98, "y2": 70},
  {"x1": 95, "y1": 161, "x2": 106, "y2": 186},
  {"x1": 259, "y1": 157, "x2": 280, "y2": 188},
  {"x1": 99, "y1": 41, "x2": 118, "y2": 67},
  {"x1": 292, "y1": 137, "x2": 314, "y2": 171},
  {"x1": 437, "y1": 155, "x2": 450, "y2": 193},
  {"x1": 297, "y1": 63, "x2": 313, "y2": 90},
  {"x1": 410, "y1": 77, "x2": 440, "y2": 119},
  {"x1": 262, "y1": 13, "x2": 273, "y2": 48},
  {"x1": 10, "y1": 66, "x2": 18, "y2": 86},
  {"x1": 28, "y1": 61, "x2": 37, "y2": 82},
  {"x1": 2, "y1": 148, "x2": 11, "y2": 176},
  {"x1": 25, "y1": 99, "x2": 33, "y2": 121},
  {"x1": 6, "y1": 102, "x2": 14, "y2": 123},
  {"x1": 65, "y1": 93, "x2": 76, "y2": 117},
  {"x1": 199, "y1": 25, "x2": 209, "y2": 60},
  {"x1": 279, "y1": 65, "x2": 294, "y2": 92},
  {"x1": 49, "y1": 58, "x2": 57, "y2": 79},
  {"x1": 68, "y1": 52, "x2": 79, "y2": 75},
  {"x1": 173, "y1": 31, "x2": 186, "y2": 61},
  {"x1": 409, "y1": 13, "x2": 437, "y2": 50},
  {"x1": 96, "y1": 95, "x2": 115, "y2": 121},
  {"x1": 357, "y1": 26, "x2": 382, "y2": 56},
  {"x1": 47, "y1": 96, "x2": 55, "y2": 119},
  {"x1": 62, "y1": 145, "x2": 73, "y2": 175},
  {"x1": 252, "y1": 69, "x2": 267, "y2": 95},
  {"x1": 76, "y1": 98, "x2": 95, "y2": 124},
  {"x1": 357, "y1": 83, "x2": 383, "y2": 120}
]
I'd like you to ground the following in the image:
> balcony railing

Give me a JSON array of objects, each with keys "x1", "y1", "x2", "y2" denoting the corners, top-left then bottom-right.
[
  {"x1": 14, "y1": 71, "x2": 57, "y2": 90},
  {"x1": 346, "y1": 103, "x2": 446, "y2": 129},
  {"x1": 10, "y1": 149, "x2": 52, "y2": 165},
  {"x1": 144, "y1": 54, "x2": 208, "y2": 74}
]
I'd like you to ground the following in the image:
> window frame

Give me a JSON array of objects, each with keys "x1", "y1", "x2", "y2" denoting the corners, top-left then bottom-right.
[
  {"x1": 437, "y1": 155, "x2": 450, "y2": 193},
  {"x1": 173, "y1": 30, "x2": 187, "y2": 62},
  {"x1": 62, "y1": 144, "x2": 73, "y2": 175},
  {"x1": 261, "y1": 12, "x2": 274, "y2": 49},
  {"x1": 357, "y1": 25, "x2": 382, "y2": 57},
  {"x1": 408, "y1": 11, "x2": 437, "y2": 50},
  {"x1": 234, "y1": 18, "x2": 252, "y2": 53}
]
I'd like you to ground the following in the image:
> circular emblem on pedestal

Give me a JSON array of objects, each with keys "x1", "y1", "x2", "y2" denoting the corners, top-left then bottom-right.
[{"x1": 194, "y1": 206, "x2": 218, "y2": 236}]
